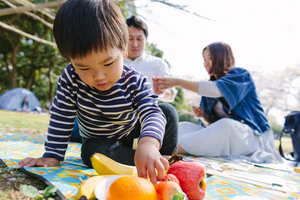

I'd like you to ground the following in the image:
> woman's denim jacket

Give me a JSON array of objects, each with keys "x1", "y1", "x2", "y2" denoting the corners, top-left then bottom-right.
[{"x1": 200, "y1": 67, "x2": 270, "y2": 135}]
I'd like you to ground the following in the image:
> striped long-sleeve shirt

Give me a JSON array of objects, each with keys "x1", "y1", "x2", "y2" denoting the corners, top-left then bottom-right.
[{"x1": 43, "y1": 64, "x2": 166, "y2": 161}]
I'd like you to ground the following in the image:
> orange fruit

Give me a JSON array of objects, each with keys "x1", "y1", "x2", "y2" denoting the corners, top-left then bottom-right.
[{"x1": 106, "y1": 176, "x2": 157, "y2": 200}]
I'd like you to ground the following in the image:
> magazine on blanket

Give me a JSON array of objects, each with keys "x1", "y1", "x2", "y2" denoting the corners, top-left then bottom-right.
[
  {"x1": 183, "y1": 156, "x2": 254, "y2": 171},
  {"x1": 183, "y1": 156, "x2": 300, "y2": 194}
]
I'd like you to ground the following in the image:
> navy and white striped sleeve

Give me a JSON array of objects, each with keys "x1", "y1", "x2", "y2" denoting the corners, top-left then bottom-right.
[
  {"x1": 43, "y1": 67, "x2": 77, "y2": 161},
  {"x1": 132, "y1": 73, "x2": 166, "y2": 147}
]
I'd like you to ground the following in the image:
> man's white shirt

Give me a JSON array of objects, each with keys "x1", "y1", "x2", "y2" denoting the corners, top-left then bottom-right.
[{"x1": 124, "y1": 52, "x2": 177, "y2": 102}]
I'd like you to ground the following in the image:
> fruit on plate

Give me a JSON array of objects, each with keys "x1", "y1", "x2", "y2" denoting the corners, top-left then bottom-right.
[
  {"x1": 90, "y1": 153, "x2": 138, "y2": 176},
  {"x1": 75, "y1": 175, "x2": 112, "y2": 200},
  {"x1": 161, "y1": 174, "x2": 180, "y2": 185},
  {"x1": 167, "y1": 161, "x2": 206, "y2": 200},
  {"x1": 155, "y1": 178, "x2": 185, "y2": 200},
  {"x1": 106, "y1": 176, "x2": 157, "y2": 200}
]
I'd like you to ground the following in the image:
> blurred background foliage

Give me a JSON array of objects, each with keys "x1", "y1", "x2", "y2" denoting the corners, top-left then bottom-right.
[{"x1": 1, "y1": 0, "x2": 300, "y2": 135}]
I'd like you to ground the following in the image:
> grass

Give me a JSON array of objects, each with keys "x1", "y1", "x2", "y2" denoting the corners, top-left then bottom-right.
[
  {"x1": 274, "y1": 137, "x2": 293, "y2": 155},
  {"x1": 0, "y1": 109, "x2": 50, "y2": 135},
  {"x1": 0, "y1": 108, "x2": 294, "y2": 155},
  {"x1": 0, "y1": 108, "x2": 295, "y2": 199},
  {"x1": 0, "y1": 109, "x2": 61, "y2": 199},
  {"x1": 0, "y1": 165, "x2": 58, "y2": 200}
]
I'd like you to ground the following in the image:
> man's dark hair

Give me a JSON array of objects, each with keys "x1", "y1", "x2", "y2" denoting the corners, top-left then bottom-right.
[
  {"x1": 126, "y1": 16, "x2": 148, "y2": 38},
  {"x1": 53, "y1": 0, "x2": 128, "y2": 61}
]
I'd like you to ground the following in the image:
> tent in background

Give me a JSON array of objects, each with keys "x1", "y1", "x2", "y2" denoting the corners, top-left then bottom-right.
[{"x1": 0, "y1": 88, "x2": 42, "y2": 111}]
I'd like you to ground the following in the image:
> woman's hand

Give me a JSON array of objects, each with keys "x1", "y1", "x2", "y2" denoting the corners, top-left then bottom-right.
[
  {"x1": 152, "y1": 77, "x2": 166, "y2": 96},
  {"x1": 153, "y1": 76, "x2": 178, "y2": 90},
  {"x1": 192, "y1": 106, "x2": 205, "y2": 118},
  {"x1": 192, "y1": 106, "x2": 212, "y2": 126}
]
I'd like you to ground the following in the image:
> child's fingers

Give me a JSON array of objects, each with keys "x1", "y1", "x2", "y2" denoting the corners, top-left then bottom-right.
[
  {"x1": 146, "y1": 165, "x2": 157, "y2": 185},
  {"x1": 17, "y1": 157, "x2": 34, "y2": 168},
  {"x1": 137, "y1": 165, "x2": 147, "y2": 180},
  {"x1": 155, "y1": 159, "x2": 167, "y2": 182},
  {"x1": 160, "y1": 156, "x2": 169, "y2": 171},
  {"x1": 25, "y1": 158, "x2": 38, "y2": 167},
  {"x1": 20, "y1": 158, "x2": 37, "y2": 168},
  {"x1": 17, "y1": 159, "x2": 26, "y2": 168}
]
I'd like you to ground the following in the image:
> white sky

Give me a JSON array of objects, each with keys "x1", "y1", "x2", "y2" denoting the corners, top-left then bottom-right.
[{"x1": 135, "y1": 0, "x2": 300, "y2": 80}]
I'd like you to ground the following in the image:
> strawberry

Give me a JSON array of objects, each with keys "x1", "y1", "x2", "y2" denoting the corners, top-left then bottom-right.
[
  {"x1": 155, "y1": 180, "x2": 185, "y2": 200},
  {"x1": 161, "y1": 174, "x2": 180, "y2": 185}
]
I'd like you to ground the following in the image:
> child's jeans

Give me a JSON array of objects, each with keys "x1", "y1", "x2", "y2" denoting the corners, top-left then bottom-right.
[{"x1": 80, "y1": 103, "x2": 178, "y2": 168}]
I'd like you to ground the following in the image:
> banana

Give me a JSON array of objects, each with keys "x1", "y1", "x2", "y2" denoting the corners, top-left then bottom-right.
[
  {"x1": 90, "y1": 153, "x2": 138, "y2": 176},
  {"x1": 75, "y1": 175, "x2": 112, "y2": 200}
]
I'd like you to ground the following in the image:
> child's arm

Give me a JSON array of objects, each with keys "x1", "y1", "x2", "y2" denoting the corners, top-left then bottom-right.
[
  {"x1": 17, "y1": 157, "x2": 60, "y2": 168},
  {"x1": 134, "y1": 136, "x2": 169, "y2": 185},
  {"x1": 132, "y1": 72, "x2": 169, "y2": 184}
]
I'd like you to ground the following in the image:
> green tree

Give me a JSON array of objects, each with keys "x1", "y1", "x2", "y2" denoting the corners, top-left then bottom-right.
[
  {"x1": 0, "y1": 0, "x2": 135, "y2": 104},
  {"x1": 146, "y1": 43, "x2": 164, "y2": 59},
  {"x1": 0, "y1": 0, "x2": 59, "y2": 94},
  {"x1": 270, "y1": 121, "x2": 283, "y2": 137},
  {"x1": 0, "y1": 0, "x2": 208, "y2": 110}
]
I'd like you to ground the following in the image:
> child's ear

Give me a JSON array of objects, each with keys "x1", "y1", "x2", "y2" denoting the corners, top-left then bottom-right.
[{"x1": 123, "y1": 47, "x2": 128, "y2": 58}]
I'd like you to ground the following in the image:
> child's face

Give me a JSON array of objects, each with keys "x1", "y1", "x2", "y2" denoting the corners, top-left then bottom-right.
[
  {"x1": 71, "y1": 47, "x2": 127, "y2": 91},
  {"x1": 203, "y1": 48, "x2": 213, "y2": 76}
]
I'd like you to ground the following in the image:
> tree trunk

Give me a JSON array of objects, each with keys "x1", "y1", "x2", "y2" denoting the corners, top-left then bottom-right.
[
  {"x1": 3, "y1": 53, "x2": 12, "y2": 89},
  {"x1": 24, "y1": 71, "x2": 36, "y2": 89},
  {"x1": 10, "y1": 41, "x2": 20, "y2": 89},
  {"x1": 6, "y1": 17, "x2": 27, "y2": 89},
  {"x1": 26, "y1": 26, "x2": 50, "y2": 89}
]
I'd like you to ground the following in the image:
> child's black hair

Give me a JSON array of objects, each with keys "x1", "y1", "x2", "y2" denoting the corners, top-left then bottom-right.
[{"x1": 53, "y1": 0, "x2": 128, "y2": 61}]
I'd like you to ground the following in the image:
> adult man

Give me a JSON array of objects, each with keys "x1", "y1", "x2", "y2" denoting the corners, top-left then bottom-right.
[{"x1": 124, "y1": 16, "x2": 177, "y2": 102}]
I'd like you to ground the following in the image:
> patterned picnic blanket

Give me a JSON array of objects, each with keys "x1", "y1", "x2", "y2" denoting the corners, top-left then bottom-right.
[{"x1": 1, "y1": 132, "x2": 299, "y2": 200}]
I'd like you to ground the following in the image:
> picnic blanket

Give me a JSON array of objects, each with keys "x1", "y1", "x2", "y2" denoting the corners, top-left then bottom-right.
[{"x1": 1, "y1": 132, "x2": 300, "y2": 200}]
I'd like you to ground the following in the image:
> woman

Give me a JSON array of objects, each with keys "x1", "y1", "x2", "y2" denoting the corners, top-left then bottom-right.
[{"x1": 154, "y1": 42, "x2": 282, "y2": 163}]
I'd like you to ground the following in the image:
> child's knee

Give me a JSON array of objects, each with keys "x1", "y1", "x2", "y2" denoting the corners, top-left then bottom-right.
[{"x1": 159, "y1": 103, "x2": 178, "y2": 122}]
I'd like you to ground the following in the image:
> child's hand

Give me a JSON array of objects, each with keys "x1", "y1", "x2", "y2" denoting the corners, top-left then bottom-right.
[
  {"x1": 152, "y1": 77, "x2": 166, "y2": 96},
  {"x1": 134, "y1": 136, "x2": 169, "y2": 185},
  {"x1": 192, "y1": 106, "x2": 205, "y2": 118},
  {"x1": 17, "y1": 157, "x2": 60, "y2": 168}
]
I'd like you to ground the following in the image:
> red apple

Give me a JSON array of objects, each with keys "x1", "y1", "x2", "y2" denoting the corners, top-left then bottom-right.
[{"x1": 167, "y1": 161, "x2": 206, "y2": 200}]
